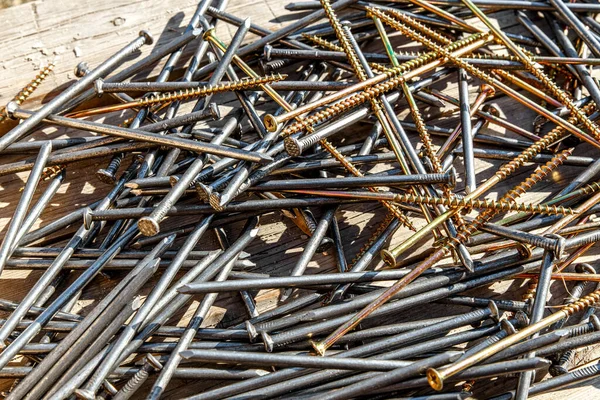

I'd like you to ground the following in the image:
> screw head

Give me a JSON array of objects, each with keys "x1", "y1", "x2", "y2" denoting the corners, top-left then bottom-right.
[
  {"x1": 5, "y1": 101, "x2": 18, "y2": 119},
  {"x1": 145, "y1": 354, "x2": 163, "y2": 370},
  {"x1": 284, "y1": 137, "x2": 303, "y2": 157},
  {"x1": 590, "y1": 315, "x2": 600, "y2": 331},
  {"x1": 480, "y1": 84, "x2": 496, "y2": 98},
  {"x1": 447, "y1": 166, "x2": 457, "y2": 189},
  {"x1": 206, "y1": 103, "x2": 221, "y2": 121},
  {"x1": 549, "y1": 364, "x2": 568, "y2": 376},
  {"x1": 202, "y1": 28, "x2": 216, "y2": 42},
  {"x1": 380, "y1": 249, "x2": 396, "y2": 267},
  {"x1": 261, "y1": 332, "x2": 275, "y2": 353},
  {"x1": 264, "y1": 44, "x2": 273, "y2": 61},
  {"x1": 94, "y1": 79, "x2": 105, "y2": 96},
  {"x1": 426, "y1": 368, "x2": 444, "y2": 391},
  {"x1": 138, "y1": 30, "x2": 154, "y2": 45},
  {"x1": 310, "y1": 340, "x2": 326, "y2": 356},
  {"x1": 263, "y1": 114, "x2": 279, "y2": 132},
  {"x1": 138, "y1": 217, "x2": 160, "y2": 236},
  {"x1": 83, "y1": 207, "x2": 93, "y2": 230},
  {"x1": 96, "y1": 168, "x2": 116, "y2": 185},
  {"x1": 74, "y1": 62, "x2": 90, "y2": 78},
  {"x1": 245, "y1": 320, "x2": 258, "y2": 342},
  {"x1": 169, "y1": 175, "x2": 180, "y2": 187}
]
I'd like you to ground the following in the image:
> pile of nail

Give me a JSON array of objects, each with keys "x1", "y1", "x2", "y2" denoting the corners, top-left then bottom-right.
[{"x1": 4, "y1": 0, "x2": 600, "y2": 398}]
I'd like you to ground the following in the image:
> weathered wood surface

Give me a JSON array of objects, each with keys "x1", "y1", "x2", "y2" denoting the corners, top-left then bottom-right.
[{"x1": 1, "y1": 0, "x2": 600, "y2": 399}]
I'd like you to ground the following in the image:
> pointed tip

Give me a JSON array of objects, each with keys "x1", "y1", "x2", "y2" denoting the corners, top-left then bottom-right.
[
  {"x1": 237, "y1": 259, "x2": 255, "y2": 269},
  {"x1": 180, "y1": 350, "x2": 194, "y2": 359},
  {"x1": 242, "y1": 17, "x2": 252, "y2": 28},
  {"x1": 257, "y1": 152, "x2": 274, "y2": 165},
  {"x1": 177, "y1": 284, "x2": 193, "y2": 294}
]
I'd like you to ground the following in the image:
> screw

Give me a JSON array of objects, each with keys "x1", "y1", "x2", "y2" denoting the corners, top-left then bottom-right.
[
  {"x1": 426, "y1": 290, "x2": 600, "y2": 390},
  {"x1": 0, "y1": 30, "x2": 153, "y2": 152}
]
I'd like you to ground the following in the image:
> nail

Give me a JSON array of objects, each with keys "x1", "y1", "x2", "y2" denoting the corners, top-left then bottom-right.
[{"x1": 0, "y1": 31, "x2": 153, "y2": 152}]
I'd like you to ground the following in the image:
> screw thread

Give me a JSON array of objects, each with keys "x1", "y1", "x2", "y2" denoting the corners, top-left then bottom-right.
[
  {"x1": 569, "y1": 362, "x2": 600, "y2": 380},
  {"x1": 349, "y1": 212, "x2": 395, "y2": 268},
  {"x1": 0, "y1": 63, "x2": 55, "y2": 124},
  {"x1": 319, "y1": 138, "x2": 415, "y2": 230},
  {"x1": 504, "y1": 148, "x2": 573, "y2": 203},
  {"x1": 112, "y1": 369, "x2": 150, "y2": 400},
  {"x1": 262, "y1": 59, "x2": 292, "y2": 72},
  {"x1": 393, "y1": 193, "x2": 576, "y2": 216},
  {"x1": 378, "y1": 7, "x2": 600, "y2": 140},
  {"x1": 319, "y1": 0, "x2": 368, "y2": 81},
  {"x1": 106, "y1": 154, "x2": 124, "y2": 173},
  {"x1": 566, "y1": 321, "x2": 595, "y2": 338},
  {"x1": 41, "y1": 165, "x2": 65, "y2": 181},
  {"x1": 386, "y1": 9, "x2": 453, "y2": 46},
  {"x1": 580, "y1": 181, "x2": 600, "y2": 196},
  {"x1": 138, "y1": 74, "x2": 286, "y2": 108},
  {"x1": 282, "y1": 31, "x2": 488, "y2": 136},
  {"x1": 562, "y1": 291, "x2": 600, "y2": 316},
  {"x1": 13, "y1": 63, "x2": 55, "y2": 105}
]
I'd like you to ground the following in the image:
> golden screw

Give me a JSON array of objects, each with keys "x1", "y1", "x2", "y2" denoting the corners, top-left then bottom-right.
[
  {"x1": 65, "y1": 74, "x2": 286, "y2": 118},
  {"x1": 0, "y1": 63, "x2": 55, "y2": 124},
  {"x1": 426, "y1": 289, "x2": 600, "y2": 390}
]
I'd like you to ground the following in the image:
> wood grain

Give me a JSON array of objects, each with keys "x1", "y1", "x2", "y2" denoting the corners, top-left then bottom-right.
[{"x1": 1, "y1": 1, "x2": 600, "y2": 398}]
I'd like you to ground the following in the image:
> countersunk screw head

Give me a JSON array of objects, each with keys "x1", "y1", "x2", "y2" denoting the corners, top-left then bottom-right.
[
  {"x1": 426, "y1": 368, "x2": 444, "y2": 391},
  {"x1": 310, "y1": 340, "x2": 326, "y2": 356},
  {"x1": 169, "y1": 175, "x2": 180, "y2": 187},
  {"x1": 74, "y1": 61, "x2": 90, "y2": 78},
  {"x1": 263, "y1": 114, "x2": 279, "y2": 132},
  {"x1": 202, "y1": 28, "x2": 216, "y2": 41},
  {"x1": 380, "y1": 248, "x2": 396, "y2": 267},
  {"x1": 138, "y1": 30, "x2": 154, "y2": 45},
  {"x1": 138, "y1": 217, "x2": 160, "y2": 237}
]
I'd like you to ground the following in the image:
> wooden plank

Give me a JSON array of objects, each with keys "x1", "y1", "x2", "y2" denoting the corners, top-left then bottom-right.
[{"x1": 0, "y1": 1, "x2": 599, "y2": 399}]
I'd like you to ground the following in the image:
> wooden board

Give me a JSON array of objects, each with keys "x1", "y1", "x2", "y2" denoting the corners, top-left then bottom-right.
[{"x1": 1, "y1": 0, "x2": 600, "y2": 399}]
